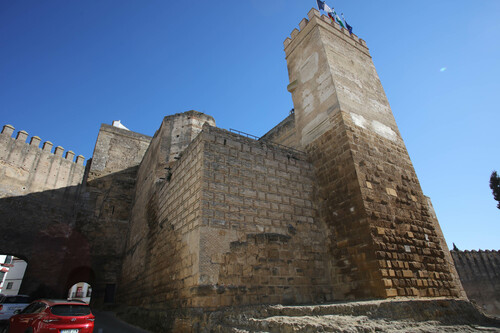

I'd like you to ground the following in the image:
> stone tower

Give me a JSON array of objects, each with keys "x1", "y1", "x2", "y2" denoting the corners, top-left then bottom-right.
[{"x1": 283, "y1": 9, "x2": 463, "y2": 299}]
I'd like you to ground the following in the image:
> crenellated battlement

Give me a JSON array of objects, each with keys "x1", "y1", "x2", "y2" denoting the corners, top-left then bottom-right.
[
  {"x1": 459, "y1": 249, "x2": 500, "y2": 253},
  {"x1": 284, "y1": 8, "x2": 367, "y2": 56},
  {"x1": 450, "y1": 248, "x2": 500, "y2": 315},
  {"x1": 0, "y1": 124, "x2": 86, "y2": 197},
  {"x1": 1, "y1": 124, "x2": 84, "y2": 164}
]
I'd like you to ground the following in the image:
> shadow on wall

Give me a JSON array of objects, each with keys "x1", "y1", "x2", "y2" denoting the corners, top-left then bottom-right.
[
  {"x1": 0, "y1": 166, "x2": 139, "y2": 306},
  {"x1": 0, "y1": 185, "x2": 90, "y2": 298}
]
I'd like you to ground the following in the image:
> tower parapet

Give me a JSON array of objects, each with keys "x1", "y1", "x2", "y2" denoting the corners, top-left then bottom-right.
[{"x1": 284, "y1": 9, "x2": 367, "y2": 57}]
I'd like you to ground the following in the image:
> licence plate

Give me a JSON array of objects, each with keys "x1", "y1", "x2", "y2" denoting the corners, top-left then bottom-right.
[{"x1": 61, "y1": 330, "x2": 79, "y2": 333}]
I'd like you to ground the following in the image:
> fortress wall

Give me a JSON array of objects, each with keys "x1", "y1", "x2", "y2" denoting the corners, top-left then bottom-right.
[
  {"x1": 87, "y1": 124, "x2": 152, "y2": 180},
  {"x1": 0, "y1": 184, "x2": 83, "y2": 297},
  {"x1": 153, "y1": 111, "x2": 216, "y2": 168},
  {"x1": 305, "y1": 112, "x2": 380, "y2": 299},
  {"x1": 192, "y1": 126, "x2": 332, "y2": 308},
  {"x1": 129, "y1": 111, "x2": 217, "y2": 254},
  {"x1": 452, "y1": 250, "x2": 500, "y2": 316},
  {"x1": 426, "y1": 197, "x2": 466, "y2": 298},
  {"x1": 0, "y1": 125, "x2": 86, "y2": 297},
  {"x1": 75, "y1": 124, "x2": 152, "y2": 306},
  {"x1": 118, "y1": 112, "x2": 216, "y2": 311},
  {"x1": 259, "y1": 113, "x2": 299, "y2": 148},
  {"x1": 0, "y1": 125, "x2": 85, "y2": 198},
  {"x1": 118, "y1": 127, "x2": 205, "y2": 311},
  {"x1": 309, "y1": 111, "x2": 459, "y2": 298},
  {"x1": 117, "y1": 124, "x2": 333, "y2": 330},
  {"x1": 81, "y1": 123, "x2": 152, "y2": 247}
]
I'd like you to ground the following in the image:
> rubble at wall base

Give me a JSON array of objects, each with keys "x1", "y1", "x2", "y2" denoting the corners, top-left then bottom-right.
[{"x1": 114, "y1": 298, "x2": 500, "y2": 333}]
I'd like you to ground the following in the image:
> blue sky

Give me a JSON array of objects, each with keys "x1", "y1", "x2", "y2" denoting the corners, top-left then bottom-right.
[{"x1": 1, "y1": 0, "x2": 498, "y2": 250}]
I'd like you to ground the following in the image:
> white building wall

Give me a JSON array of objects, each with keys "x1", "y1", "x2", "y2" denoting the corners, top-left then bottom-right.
[
  {"x1": 68, "y1": 282, "x2": 92, "y2": 304},
  {"x1": 0, "y1": 255, "x2": 8, "y2": 293},
  {"x1": 2, "y1": 258, "x2": 27, "y2": 295}
]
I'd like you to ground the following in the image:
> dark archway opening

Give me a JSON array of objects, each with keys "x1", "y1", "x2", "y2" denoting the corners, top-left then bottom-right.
[{"x1": 65, "y1": 266, "x2": 95, "y2": 296}]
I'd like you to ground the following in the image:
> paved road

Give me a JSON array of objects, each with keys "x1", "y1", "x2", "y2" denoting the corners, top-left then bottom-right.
[{"x1": 93, "y1": 311, "x2": 151, "y2": 333}]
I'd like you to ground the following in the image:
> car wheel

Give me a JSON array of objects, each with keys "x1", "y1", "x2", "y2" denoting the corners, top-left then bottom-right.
[{"x1": 25, "y1": 327, "x2": 33, "y2": 333}]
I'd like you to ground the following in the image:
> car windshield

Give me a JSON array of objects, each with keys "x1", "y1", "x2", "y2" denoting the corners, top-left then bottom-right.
[
  {"x1": 50, "y1": 304, "x2": 91, "y2": 316},
  {"x1": 20, "y1": 302, "x2": 42, "y2": 314}
]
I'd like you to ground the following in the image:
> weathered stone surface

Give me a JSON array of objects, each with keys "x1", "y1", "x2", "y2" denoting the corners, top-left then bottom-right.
[
  {"x1": 118, "y1": 124, "x2": 333, "y2": 322},
  {"x1": 0, "y1": 128, "x2": 86, "y2": 297},
  {"x1": 118, "y1": 117, "x2": 207, "y2": 311},
  {"x1": 116, "y1": 298, "x2": 500, "y2": 332},
  {"x1": 0, "y1": 128, "x2": 84, "y2": 197},
  {"x1": 280, "y1": 9, "x2": 463, "y2": 299},
  {"x1": 0, "y1": 122, "x2": 152, "y2": 305},
  {"x1": 77, "y1": 123, "x2": 152, "y2": 306},
  {"x1": 452, "y1": 250, "x2": 500, "y2": 316}
]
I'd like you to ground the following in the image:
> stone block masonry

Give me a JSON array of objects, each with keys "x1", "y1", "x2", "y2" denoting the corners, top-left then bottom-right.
[
  {"x1": 282, "y1": 8, "x2": 463, "y2": 299},
  {"x1": 117, "y1": 123, "x2": 334, "y2": 331},
  {"x1": 0, "y1": 121, "x2": 154, "y2": 305},
  {"x1": 118, "y1": 121, "x2": 206, "y2": 315},
  {"x1": 452, "y1": 250, "x2": 500, "y2": 316},
  {"x1": 0, "y1": 124, "x2": 86, "y2": 298},
  {"x1": 307, "y1": 111, "x2": 460, "y2": 298},
  {"x1": 197, "y1": 126, "x2": 332, "y2": 307},
  {"x1": 0, "y1": 124, "x2": 84, "y2": 198},
  {"x1": 118, "y1": 112, "x2": 215, "y2": 311},
  {"x1": 76, "y1": 123, "x2": 152, "y2": 306}
]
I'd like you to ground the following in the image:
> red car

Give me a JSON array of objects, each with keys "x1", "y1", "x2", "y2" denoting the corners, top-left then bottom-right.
[{"x1": 4, "y1": 299, "x2": 94, "y2": 333}]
